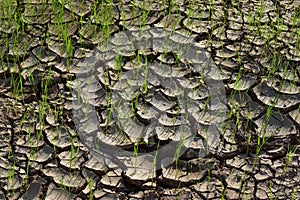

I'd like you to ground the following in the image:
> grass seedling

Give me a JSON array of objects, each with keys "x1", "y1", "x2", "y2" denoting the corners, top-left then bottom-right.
[
  {"x1": 269, "y1": 180, "x2": 274, "y2": 199},
  {"x1": 284, "y1": 145, "x2": 298, "y2": 174},
  {"x1": 87, "y1": 178, "x2": 94, "y2": 200},
  {"x1": 173, "y1": 127, "x2": 187, "y2": 169},
  {"x1": 6, "y1": 145, "x2": 17, "y2": 197}
]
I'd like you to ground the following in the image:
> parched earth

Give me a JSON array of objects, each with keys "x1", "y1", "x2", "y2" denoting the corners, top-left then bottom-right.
[{"x1": 0, "y1": 0, "x2": 300, "y2": 199}]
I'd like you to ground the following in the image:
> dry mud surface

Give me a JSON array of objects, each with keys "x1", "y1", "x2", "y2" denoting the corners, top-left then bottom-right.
[{"x1": 0, "y1": 0, "x2": 300, "y2": 199}]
